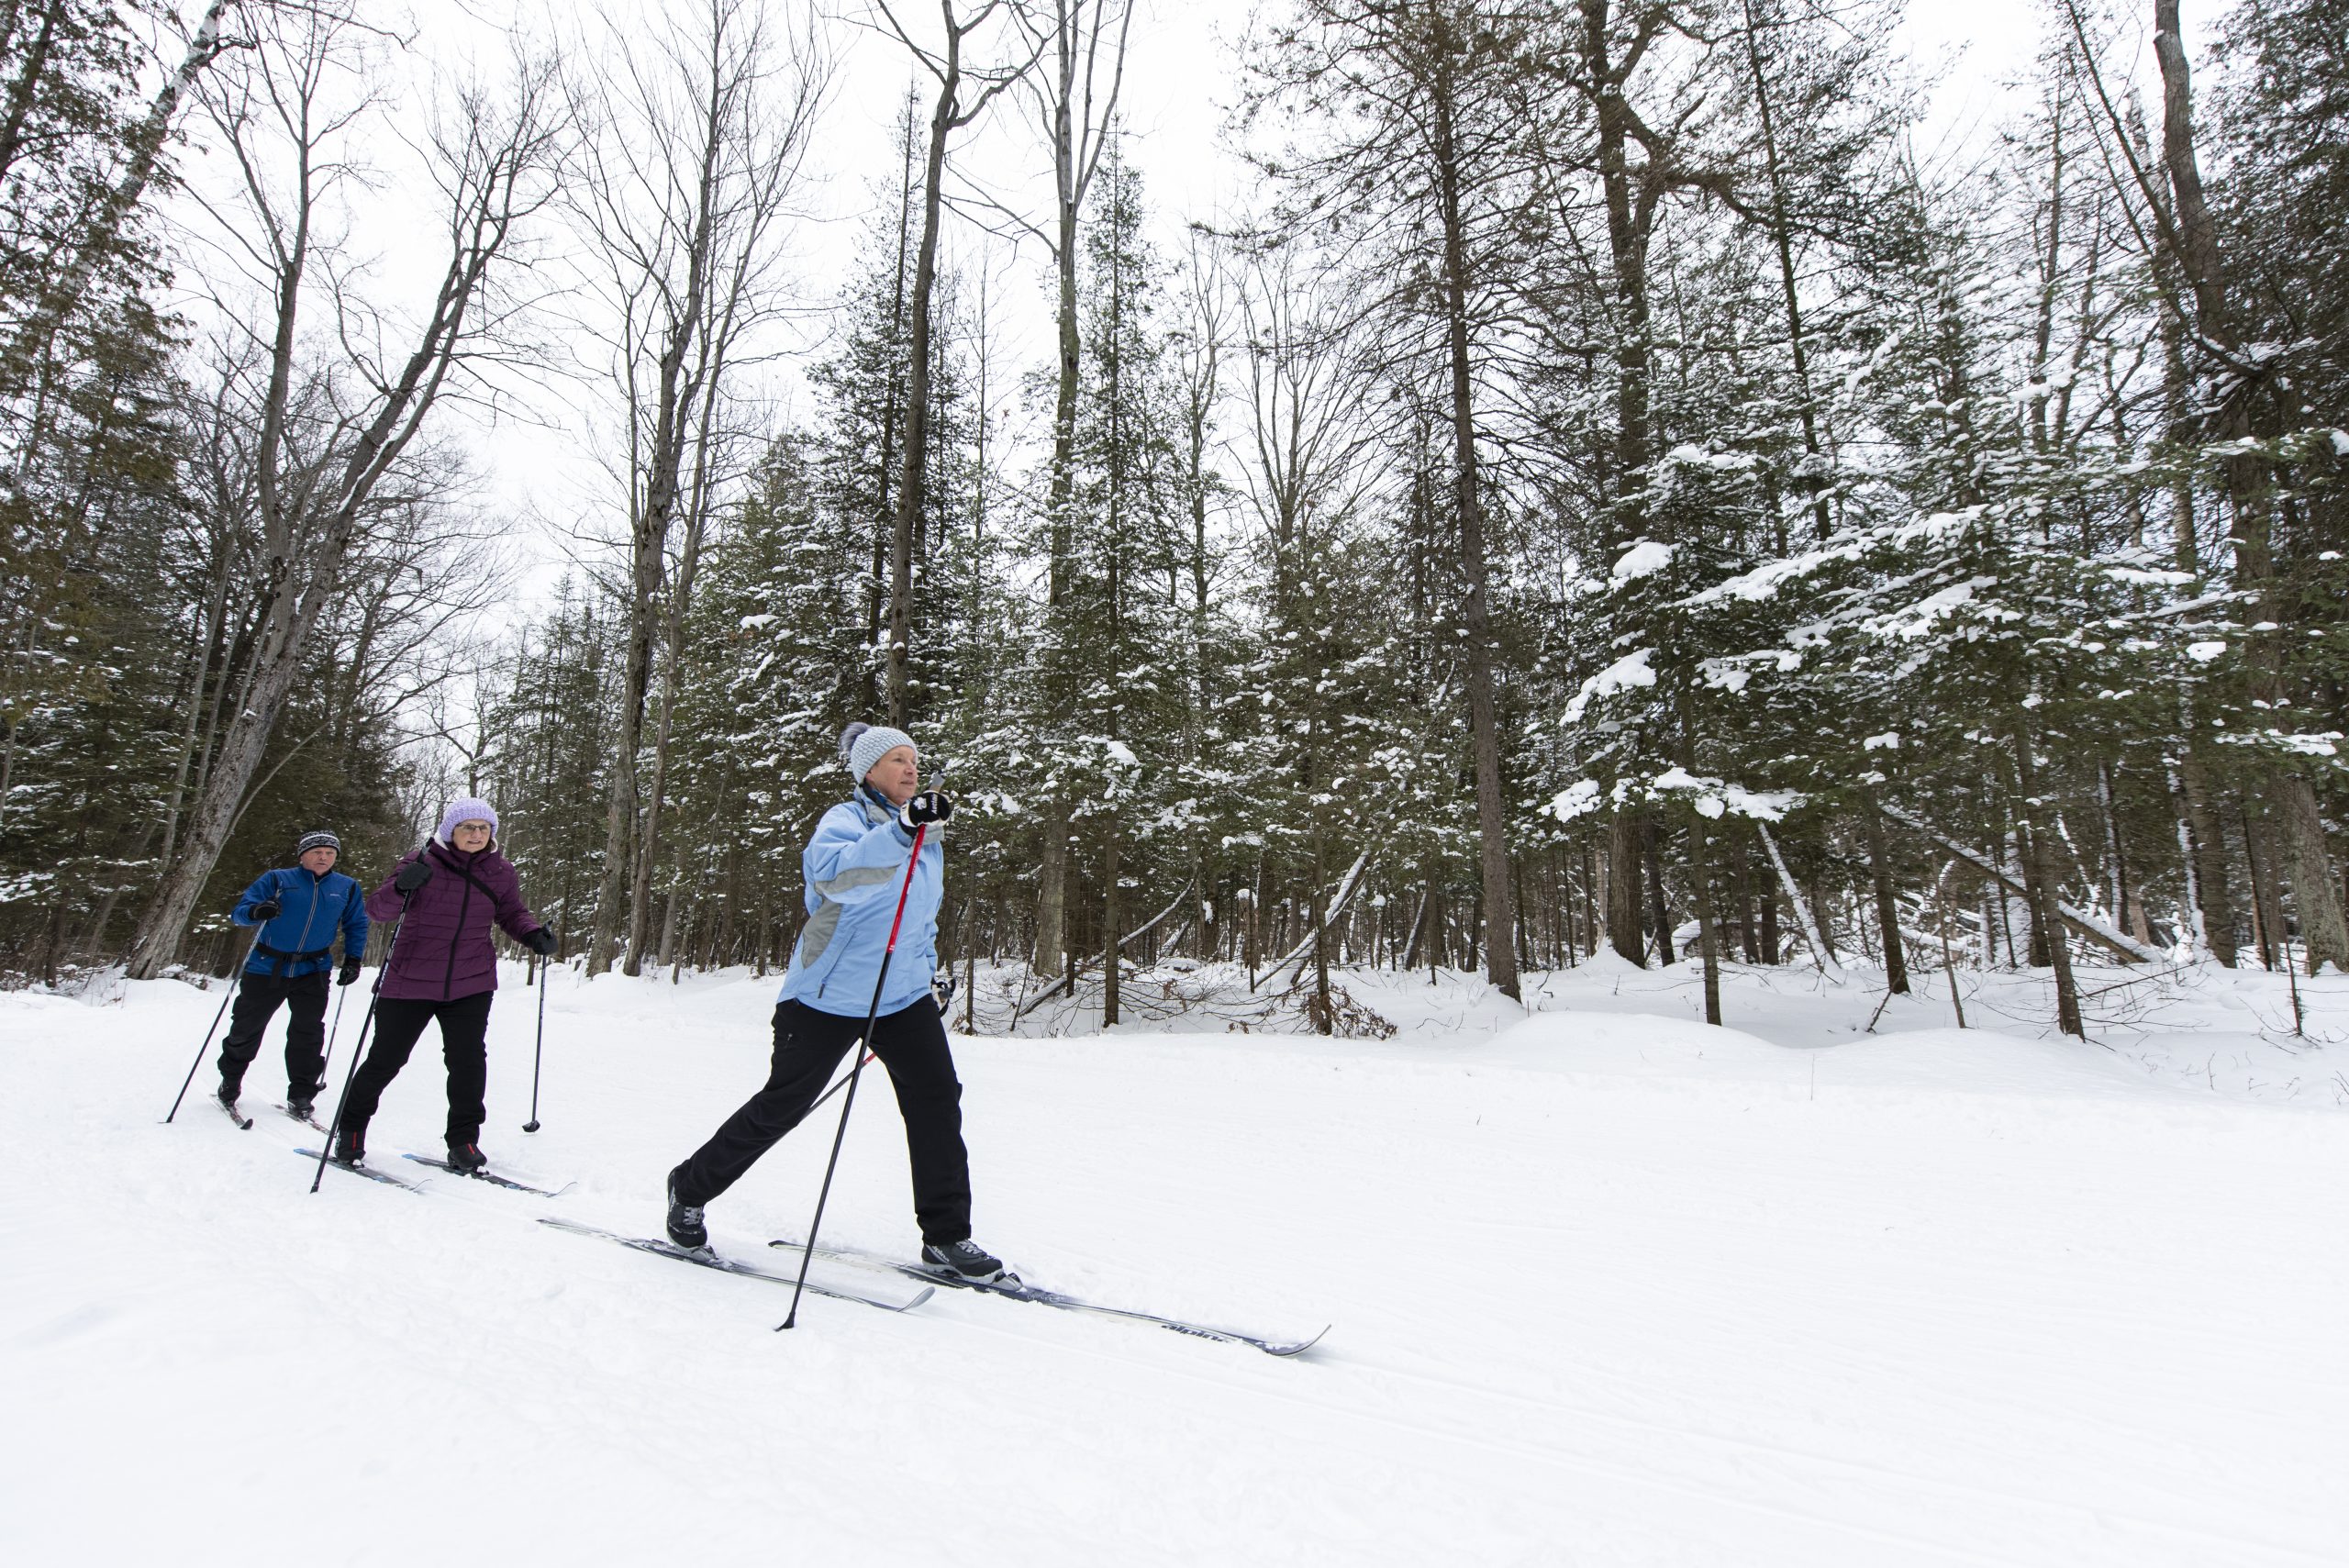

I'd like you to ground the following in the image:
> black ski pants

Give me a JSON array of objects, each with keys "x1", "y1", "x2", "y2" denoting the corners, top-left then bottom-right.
[
  {"x1": 672, "y1": 997, "x2": 972, "y2": 1246},
  {"x1": 340, "y1": 991, "x2": 495, "y2": 1146},
  {"x1": 218, "y1": 971, "x2": 331, "y2": 1098}
]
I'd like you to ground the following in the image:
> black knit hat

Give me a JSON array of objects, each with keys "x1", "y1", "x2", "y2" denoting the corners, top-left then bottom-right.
[{"x1": 295, "y1": 830, "x2": 341, "y2": 857}]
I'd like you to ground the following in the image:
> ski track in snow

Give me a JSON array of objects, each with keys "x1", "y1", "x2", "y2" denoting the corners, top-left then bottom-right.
[{"x1": 5, "y1": 961, "x2": 2346, "y2": 1566}]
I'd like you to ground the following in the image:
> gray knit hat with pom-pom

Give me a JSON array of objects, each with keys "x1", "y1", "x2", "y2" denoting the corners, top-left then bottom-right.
[{"x1": 840, "y1": 722, "x2": 916, "y2": 785}]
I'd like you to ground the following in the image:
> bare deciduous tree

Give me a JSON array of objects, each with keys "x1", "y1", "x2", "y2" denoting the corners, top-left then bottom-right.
[
  {"x1": 127, "y1": 8, "x2": 567, "y2": 976},
  {"x1": 872, "y1": 0, "x2": 1035, "y2": 728},
  {"x1": 1013, "y1": 0, "x2": 1131, "y2": 979},
  {"x1": 567, "y1": 0, "x2": 829, "y2": 977}
]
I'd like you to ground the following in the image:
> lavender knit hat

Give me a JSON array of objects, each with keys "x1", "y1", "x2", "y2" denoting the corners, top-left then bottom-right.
[
  {"x1": 841, "y1": 722, "x2": 916, "y2": 785},
  {"x1": 436, "y1": 796, "x2": 498, "y2": 844}
]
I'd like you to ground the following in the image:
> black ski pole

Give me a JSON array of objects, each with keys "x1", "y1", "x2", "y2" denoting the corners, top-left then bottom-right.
[
  {"x1": 317, "y1": 981, "x2": 351, "y2": 1091},
  {"x1": 522, "y1": 953, "x2": 549, "y2": 1132},
  {"x1": 778, "y1": 818, "x2": 931, "y2": 1332},
  {"x1": 311, "y1": 873, "x2": 419, "y2": 1194},
  {"x1": 162, "y1": 924, "x2": 268, "y2": 1124}
]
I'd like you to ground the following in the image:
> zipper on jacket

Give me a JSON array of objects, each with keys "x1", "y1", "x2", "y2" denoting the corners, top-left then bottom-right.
[{"x1": 293, "y1": 871, "x2": 323, "y2": 961}]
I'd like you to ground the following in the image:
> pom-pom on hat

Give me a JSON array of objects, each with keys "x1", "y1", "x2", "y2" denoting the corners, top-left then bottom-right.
[
  {"x1": 841, "y1": 722, "x2": 917, "y2": 785},
  {"x1": 436, "y1": 797, "x2": 499, "y2": 845},
  {"x1": 295, "y1": 830, "x2": 340, "y2": 858}
]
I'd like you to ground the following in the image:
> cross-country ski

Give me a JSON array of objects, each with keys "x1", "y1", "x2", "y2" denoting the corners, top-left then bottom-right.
[
  {"x1": 540, "y1": 1218, "x2": 934, "y2": 1314},
  {"x1": 293, "y1": 1148, "x2": 426, "y2": 1194},
  {"x1": 764, "y1": 1235, "x2": 1328, "y2": 1356},
  {"x1": 401, "y1": 1152, "x2": 572, "y2": 1196}
]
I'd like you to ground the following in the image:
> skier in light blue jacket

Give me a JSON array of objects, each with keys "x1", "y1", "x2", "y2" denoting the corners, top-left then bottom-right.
[{"x1": 664, "y1": 723, "x2": 1004, "y2": 1280}]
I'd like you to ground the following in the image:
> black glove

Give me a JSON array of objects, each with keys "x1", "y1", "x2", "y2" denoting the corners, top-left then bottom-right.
[
  {"x1": 522, "y1": 927, "x2": 557, "y2": 956},
  {"x1": 933, "y1": 973, "x2": 958, "y2": 1018},
  {"x1": 337, "y1": 958, "x2": 362, "y2": 986},
  {"x1": 251, "y1": 897, "x2": 283, "y2": 920},
  {"x1": 394, "y1": 859, "x2": 433, "y2": 893},
  {"x1": 900, "y1": 791, "x2": 953, "y2": 829}
]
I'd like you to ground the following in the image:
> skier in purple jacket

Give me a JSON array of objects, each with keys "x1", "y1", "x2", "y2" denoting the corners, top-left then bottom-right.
[{"x1": 331, "y1": 797, "x2": 553, "y2": 1171}]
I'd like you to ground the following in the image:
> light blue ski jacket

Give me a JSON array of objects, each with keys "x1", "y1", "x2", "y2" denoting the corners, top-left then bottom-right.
[{"x1": 778, "y1": 786, "x2": 942, "y2": 1018}]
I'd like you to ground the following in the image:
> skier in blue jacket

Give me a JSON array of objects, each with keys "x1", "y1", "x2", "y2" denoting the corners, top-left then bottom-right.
[
  {"x1": 217, "y1": 830, "x2": 369, "y2": 1119},
  {"x1": 664, "y1": 723, "x2": 1003, "y2": 1280}
]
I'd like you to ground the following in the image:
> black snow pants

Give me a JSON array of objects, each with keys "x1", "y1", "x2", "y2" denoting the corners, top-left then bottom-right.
[
  {"x1": 218, "y1": 971, "x2": 331, "y2": 1098},
  {"x1": 339, "y1": 991, "x2": 495, "y2": 1146},
  {"x1": 671, "y1": 997, "x2": 972, "y2": 1246}
]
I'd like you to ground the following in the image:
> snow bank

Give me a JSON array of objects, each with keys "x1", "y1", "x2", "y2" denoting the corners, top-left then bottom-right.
[{"x1": 4, "y1": 962, "x2": 2345, "y2": 1566}]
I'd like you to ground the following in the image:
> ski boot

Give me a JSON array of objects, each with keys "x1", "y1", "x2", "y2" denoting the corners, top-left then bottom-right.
[
  {"x1": 664, "y1": 1173, "x2": 707, "y2": 1251},
  {"x1": 921, "y1": 1239, "x2": 1008, "y2": 1282},
  {"x1": 330, "y1": 1121, "x2": 366, "y2": 1165},
  {"x1": 446, "y1": 1140, "x2": 487, "y2": 1173}
]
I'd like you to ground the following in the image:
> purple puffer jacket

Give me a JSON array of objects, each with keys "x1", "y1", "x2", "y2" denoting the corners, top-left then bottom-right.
[{"x1": 367, "y1": 840, "x2": 545, "y2": 1002}]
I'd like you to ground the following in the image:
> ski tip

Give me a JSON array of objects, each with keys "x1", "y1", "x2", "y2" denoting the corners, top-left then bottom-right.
[
  {"x1": 1266, "y1": 1325, "x2": 1331, "y2": 1357},
  {"x1": 900, "y1": 1285, "x2": 937, "y2": 1312}
]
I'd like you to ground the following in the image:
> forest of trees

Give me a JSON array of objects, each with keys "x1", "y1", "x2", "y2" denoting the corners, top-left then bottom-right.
[{"x1": 4, "y1": 0, "x2": 2343, "y2": 1039}]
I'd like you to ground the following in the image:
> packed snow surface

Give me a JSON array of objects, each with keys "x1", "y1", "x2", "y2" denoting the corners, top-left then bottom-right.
[{"x1": 6, "y1": 958, "x2": 2347, "y2": 1566}]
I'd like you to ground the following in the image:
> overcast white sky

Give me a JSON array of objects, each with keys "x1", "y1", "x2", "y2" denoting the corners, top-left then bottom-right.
[{"x1": 162, "y1": 0, "x2": 2197, "y2": 607}]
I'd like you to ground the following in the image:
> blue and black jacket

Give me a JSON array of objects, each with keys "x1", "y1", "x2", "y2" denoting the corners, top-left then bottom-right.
[
  {"x1": 233, "y1": 866, "x2": 369, "y2": 980},
  {"x1": 778, "y1": 786, "x2": 941, "y2": 1018}
]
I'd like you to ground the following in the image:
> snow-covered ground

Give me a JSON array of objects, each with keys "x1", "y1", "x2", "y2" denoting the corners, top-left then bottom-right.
[{"x1": 6, "y1": 955, "x2": 2346, "y2": 1566}]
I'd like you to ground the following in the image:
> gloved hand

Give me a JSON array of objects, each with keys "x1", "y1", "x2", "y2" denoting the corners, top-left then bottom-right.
[
  {"x1": 899, "y1": 791, "x2": 953, "y2": 829},
  {"x1": 932, "y1": 973, "x2": 958, "y2": 1018},
  {"x1": 394, "y1": 860, "x2": 433, "y2": 893},
  {"x1": 251, "y1": 897, "x2": 283, "y2": 920},
  {"x1": 522, "y1": 927, "x2": 557, "y2": 956},
  {"x1": 338, "y1": 958, "x2": 362, "y2": 986}
]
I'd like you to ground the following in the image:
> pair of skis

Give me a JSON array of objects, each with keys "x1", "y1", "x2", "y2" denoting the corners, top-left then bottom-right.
[
  {"x1": 540, "y1": 1219, "x2": 1325, "y2": 1353},
  {"x1": 292, "y1": 1146, "x2": 571, "y2": 1198},
  {"x1": 216, "y1": 1095, "x2": 324, "y2": 1138}
]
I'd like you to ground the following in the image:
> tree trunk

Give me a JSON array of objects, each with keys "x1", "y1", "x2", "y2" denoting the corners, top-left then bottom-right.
[
  {"x1": 1033, "y1": 811, "x2": 1067, "y2": 980},
  {"x1": 1427, "y1": 22, "x2": 1516, "y2": 1000},
  {"x1": 2280, "y1": 776, "x2": 2347, "y2": 973},
  {"x1": 887, "y1": 46, "x2": 963, "y2": 725},
  {"x1": 1688, "y1": 814, "x2": 1721, "y2": 1025},
  {"x1": 2243, "y1": 804, "x2": 2282, "y2": 971},
  {"x1": 1642, "y1": 817, "x2": 1671, "y2": 965},
  {"x1": 2011, "y1": 730, "x2": 2084, "y2": 1037},
  {"x1": 1740, "y1": 0, "x2": 1832, "y2": 539},
  {"x1": 1863, "y1": 805, "x2": 1909, "y2": 994},
  {"x1": 1607, "y1": 815, "x2": 1644, "y2": 964},
  {"x1": 1757, "y1": 820, "x2": 1845, "y2": 984},
  {"x1": 1100, "y1": 819, "x2": 1120, "y2": 1027}
]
